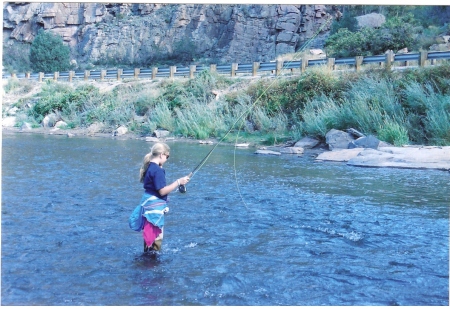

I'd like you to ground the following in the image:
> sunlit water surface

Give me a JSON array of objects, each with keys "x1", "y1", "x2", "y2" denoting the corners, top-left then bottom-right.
[{"x1": 1, "y1": 133, "x2": 449, "y2": 305}]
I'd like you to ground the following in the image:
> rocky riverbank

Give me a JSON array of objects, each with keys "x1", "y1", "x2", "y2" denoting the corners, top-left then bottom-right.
[{"x1": 3, "y1": 125, "x2": 449, "y2": 172}]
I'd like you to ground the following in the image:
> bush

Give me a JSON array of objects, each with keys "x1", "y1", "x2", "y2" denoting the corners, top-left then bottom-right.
[
  {"x1": 30, "y1": 29, "x2": 71, "y2": 73},
  {"x1": 325, "y1": 28, "x2": 376, "y2": 58},
  {"x1": 2, "y1": 42, "x2": 32, "y2": 73}
]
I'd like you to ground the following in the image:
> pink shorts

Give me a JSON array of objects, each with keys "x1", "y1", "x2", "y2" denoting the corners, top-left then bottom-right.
[{"x1": 143, "y1": 220, "x2": 162, "y2": 246}]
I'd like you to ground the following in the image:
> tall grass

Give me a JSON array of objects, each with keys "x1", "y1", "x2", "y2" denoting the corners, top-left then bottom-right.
[
  {"x1": 5, "y1": 66, "x2": 450, "y2": 146},
  {"x1": 403, "y1": 82, "x2": 450, "y2": 145},
  {"x1": 299, "y1": 75, "x2": 411, "y2": 145}
]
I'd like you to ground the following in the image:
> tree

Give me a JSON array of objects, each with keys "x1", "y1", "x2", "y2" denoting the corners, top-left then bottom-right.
[{"x1": 29, "y1": 29, "x2": 70, "y2": 73}]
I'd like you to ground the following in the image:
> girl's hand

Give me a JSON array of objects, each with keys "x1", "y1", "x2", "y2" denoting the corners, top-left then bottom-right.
[{"x1": 179, "y1": 176, "x2": 190, "y2": 185}]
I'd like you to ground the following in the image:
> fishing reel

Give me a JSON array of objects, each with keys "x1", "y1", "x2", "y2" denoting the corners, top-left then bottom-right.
[{"x1": 178, "y1": 184, "x2": 187, "y2": 194}]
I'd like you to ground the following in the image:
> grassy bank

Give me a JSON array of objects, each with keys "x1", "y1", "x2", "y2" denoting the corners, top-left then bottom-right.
[{"x1": 3, "y1": 63, "x2": 450, "y2": 146}]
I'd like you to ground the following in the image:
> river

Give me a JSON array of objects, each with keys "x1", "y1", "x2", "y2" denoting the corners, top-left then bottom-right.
[{"x1": 1, "y1": 132, "x2": 449, "y2": 305}]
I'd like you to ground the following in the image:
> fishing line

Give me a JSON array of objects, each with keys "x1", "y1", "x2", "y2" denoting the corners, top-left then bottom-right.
[
  {"x1": 231, "y1": 17, "x2": 334, "y2": 207},
  {"x1": 179, "y1": 17, "x2": 333, "y2": 195}
]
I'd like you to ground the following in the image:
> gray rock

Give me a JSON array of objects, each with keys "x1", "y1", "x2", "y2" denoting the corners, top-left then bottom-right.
[
  {"x1": 153, "y1": 129, "x2": 170, "y2": 138},
  {"x1": 347, "y1": 146, "x2": 450, "y2": 170},
  {"x1": 294, "y1": 136, "x2": 320, "y2": 149},
  {"x1": 20, "y1": 122, "x2": 33, "y2": 131},
  {"x1": 114, "y1": 126, "x2": 128, "y2": 136},
  {"x1": 55, "y1": 120, "x2": 68, "y2": 128},
  {"x1": 254, "y1": 149, "x2": 281, "y2": 156},
  {"x1": 355, "y1": 13, "x2": 386, "y2": 29},
  {"x1": 2, "y1": 116, "x2": 16, "y2": 127},
  {"x1": 42, "y1": 114, "x2": 57, "y2": 128},
  {"x1": 145, "y1": 136, "x2": 159, "y2": 142},
  {"x1": 316, "y1": 148, "x2": 363, "y2": 162},
  {"x1": 325, "y1": 129, "x2": 355, "y2": 151},
  {"x1": 279, "y1": 147, "x2": 304, "y2": 154},
  {"x1": 316, "y1": 146, "x2": 450, "y2": 171},
  {"x1": 348, "y1": 135, "x2": 380, "y2": 150}
]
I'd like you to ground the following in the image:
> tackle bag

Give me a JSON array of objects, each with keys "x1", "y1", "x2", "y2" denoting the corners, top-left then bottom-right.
[{"x1": 128, "y1": 204, "x2": 145, "y2": 231}]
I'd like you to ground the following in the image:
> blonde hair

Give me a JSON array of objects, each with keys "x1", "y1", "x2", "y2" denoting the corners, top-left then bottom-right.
[{"x1": 139, "y1": 142, "x2": 170, "y2": 183}]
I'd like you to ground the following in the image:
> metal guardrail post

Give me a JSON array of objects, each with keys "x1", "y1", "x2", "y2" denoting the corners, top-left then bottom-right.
[
  {"x1": 355, "y1": 56, "x2": 363, "y2": 71},
  {"x1": 69, "y1": 71, "x2": 74, "y2": 82},
  {"x1": 419, "y1": 51, "x2": 428, "y2": 67},
  {"x1": 189, "y1": 65, "x2": 196, "y2": 78},
  {"x1": 210, "y1": 64, "x2": 216, "y2": 73},
  {"x1": 170, "y1": 66, "x2": 176, "y2": 79},
  {"x1": 301, "y1": 57, "x2": 308, "y2": 73},
  {"x1": 327, "y1": 58, "x2": 335, "y2": 71},
  {"x1": 38, "y1": 72, "x2": 44, "y2": 82},
  {"x1": 117, "y1": 69, "x2": 122, "y2": 81},
  {"x1": 54, "y1": 72, "x2": 59, "y2": 81},
  {"x1": 431, "y1": 59, "x2": 436, "y2": 65},
  {"x1": 276, "y1": 59, "x2": 283, "y2": 76},
  {"x1": 385, "y1": 50, "x2": 394, "y2": 70},
  {"x1": 11, "y1": 73, "x2": 16, "y2": 78},
  {"x1": 84, "y1": 70, "x2": 90, "y2": 81},
  {"x1": 25, "y1": 72, "x2": 30, "y2": 79},
  {"x1": 101, "y1": 70, "x2": 106, "y2": 81},
  {"x1": 134, "y1": 68, "x2": 140, "y2": 79},
  {"x1": 252, "y1": 62, "x2": 260, "y2": 76},
  {"x1": 231, "y1": 63, "x2": 237, "y2": 77},
  {"x1": 152, "y1": 67, "x2": 158, "y2": 79}
]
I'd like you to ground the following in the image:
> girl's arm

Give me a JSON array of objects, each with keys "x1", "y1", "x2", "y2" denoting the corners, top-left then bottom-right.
[{"x1": 158, "y1": 175, "x2": 190, "y2": 196}]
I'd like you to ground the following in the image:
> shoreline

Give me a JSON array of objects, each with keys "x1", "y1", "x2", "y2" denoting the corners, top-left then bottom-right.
[{"x1": 3, "y1": 126, "x2": 450, "y2": 172}]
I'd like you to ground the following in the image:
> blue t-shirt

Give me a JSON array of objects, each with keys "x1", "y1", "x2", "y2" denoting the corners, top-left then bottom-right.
[{"x1": 143, "y1": 162, "x2": 168, "y2": 201}]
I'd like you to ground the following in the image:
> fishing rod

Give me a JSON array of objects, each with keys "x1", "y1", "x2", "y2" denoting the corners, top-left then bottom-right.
[{"x1": 179, "y1": 17, "x2": 333, "y2": 194}]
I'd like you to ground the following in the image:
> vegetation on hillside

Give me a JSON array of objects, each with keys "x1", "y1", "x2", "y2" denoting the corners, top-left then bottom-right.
[
  {"x1": 4, "y1": 62, "x2": 450, "y2": 146},
  {"x1": 325, "y1": 6, "x2": 450, "y2": 58}
]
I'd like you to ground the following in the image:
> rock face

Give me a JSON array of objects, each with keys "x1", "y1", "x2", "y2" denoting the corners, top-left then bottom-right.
[{"x1": 3, "y1": 3, "x2": 335, "y2": 67}]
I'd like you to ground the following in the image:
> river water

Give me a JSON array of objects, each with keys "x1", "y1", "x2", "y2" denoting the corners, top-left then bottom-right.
[{"x1": 1, "y1": 132, "x2": 449, "y2": 306}]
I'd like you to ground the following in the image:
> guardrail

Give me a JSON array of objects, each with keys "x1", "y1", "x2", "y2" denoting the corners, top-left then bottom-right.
[{"x1": 3, "y1": 50, "x2": 450, "y2": 82}]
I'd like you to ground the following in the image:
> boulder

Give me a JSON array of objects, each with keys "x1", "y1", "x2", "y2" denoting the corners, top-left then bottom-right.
[
  {"x1": 309, "y1": 49, "x2": 324, "y2": 56},
  {"x1": 294, "y1": 136, "x2": 320, "y2": 149},
  {"x1": 42, "y1": 114, "x2": 57, "y2": 128},
  {"x1": 325, "y1": 129, "x2": 355, "y2": 151},
  {"x1": 114, "y1": 126, "x2": 128, "y2": 136},
  {"x1": 2, "y1": 116, "x2": 16, "y2": 127},
  {"x1": 355, "y1": 13, "x2": 386, "y2": 29},
  {"x1": 348, "y1": 135, "x2": 380, "y2": 150},
  {"x1": 55, "y1": 120, "x2": 68, "y2": 128},
  {"x1": 87, "y1": 122, "x2": 104, "y2": 134},
  {"x1": 153, "y1": 129, "x2": 170, "y2": 138},
  {"x1": 20, "y1": 122, "x2": 33, "y2": 131}
]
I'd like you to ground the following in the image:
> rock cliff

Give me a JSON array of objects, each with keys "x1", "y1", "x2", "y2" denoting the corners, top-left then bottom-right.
[{"x1": 3, "y1": 3, "x2": 337, "y2": 67}]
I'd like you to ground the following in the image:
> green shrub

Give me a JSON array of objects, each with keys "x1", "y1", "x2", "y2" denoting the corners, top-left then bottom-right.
[
  {"x1": 30, "y1": 29, "x2": 71, "y2": 73},
  {"x1": 2, "y1": 42, "x2": 32, "y2": 73},
  {"x1": 325, "y1": 28, "x2": 376, "y2": 58}
]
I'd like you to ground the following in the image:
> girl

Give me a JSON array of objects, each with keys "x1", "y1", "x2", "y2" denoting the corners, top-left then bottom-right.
[{"x1": 139, "y1": 142, "x2": 190, "y2": 252}]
